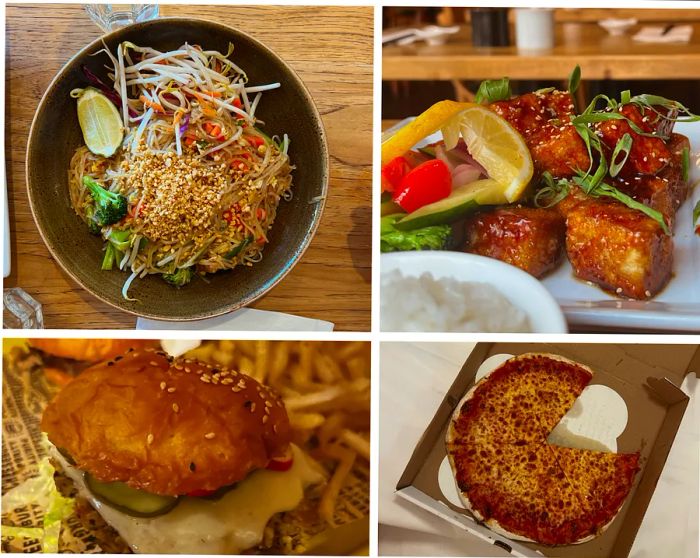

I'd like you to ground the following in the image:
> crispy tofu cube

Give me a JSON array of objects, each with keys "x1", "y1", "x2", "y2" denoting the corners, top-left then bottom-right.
[
  {"x1": 463, "y1": 206, "x2": 566, "y2": 278},
  {"x1": 614, "y1": 133, "x2": 689, "y2": 227},
  {"x1": 490, "y1": 90, "x2": 590, "y2": 178},
  {"x1": 596, "y1": 104, "x2": 671, "y2": 177},
  {"x1": 564, "y1": 193, "x2": 672, "y2": 299}
]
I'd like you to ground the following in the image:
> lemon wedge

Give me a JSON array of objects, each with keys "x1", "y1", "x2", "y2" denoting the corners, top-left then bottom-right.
[
  {"x1": 381, "y1": 100, "x2": 475, "y2": 165},
  {"x1": 443, "y1": 105, "x2": 533, "y2": 203},
  {"x1": 76, "y1": 87, "x2": 124, "y2": 158}
]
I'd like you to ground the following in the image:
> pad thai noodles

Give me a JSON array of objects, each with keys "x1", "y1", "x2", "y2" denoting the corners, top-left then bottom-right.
[{"x1": 68, "y1": 41, "x2": 293, "y2": 299}]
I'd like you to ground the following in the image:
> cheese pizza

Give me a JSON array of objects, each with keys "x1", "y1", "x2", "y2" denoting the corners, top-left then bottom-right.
[{"x1": 446, "y1": 353, "x2": 640, "y2": 546}]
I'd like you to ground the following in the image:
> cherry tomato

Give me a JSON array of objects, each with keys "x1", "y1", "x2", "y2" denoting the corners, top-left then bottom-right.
[
  {"x1": 392, "y1": 159, "x2": 452, "y2": 213},
  {"x1": 381, "y1": 156, "x2": 411, "y2": 193}
]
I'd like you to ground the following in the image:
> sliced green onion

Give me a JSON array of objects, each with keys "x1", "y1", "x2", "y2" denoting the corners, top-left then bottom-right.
[
  {"x1": 693, "y1": 200, "x2": 700, "y2": 228},
  {"x1": 568, "y1": 65, "x2": 581, "y2": 96},
  {"x1": 609, "y1": 133, "x2": 633, "y2": 177},
  {"x1": 682, "y1": 146, "x2": 690, "y2": 182},
  {"x1": 474, "y1": 77, "x2": 511, "y2": 104}
]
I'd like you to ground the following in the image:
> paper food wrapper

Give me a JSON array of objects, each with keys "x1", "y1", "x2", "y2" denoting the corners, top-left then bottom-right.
[
  {"x1": 136, "y1": 308, "x2": 334, "y2": 332},
  {"x1": 1, "y1": 343, "x2": 367, "y2": 554}
]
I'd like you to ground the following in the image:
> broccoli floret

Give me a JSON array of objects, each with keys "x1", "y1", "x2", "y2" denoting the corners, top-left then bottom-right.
[
  {"x1": 82, "y1": 176, "x2": 128, "y2": 226},
  {"x1": 163, "y1": 267, "x2": 194, "y2": 287},
  {"x1": 84, "y1": 205, "x2": 102, "y2": 235}
]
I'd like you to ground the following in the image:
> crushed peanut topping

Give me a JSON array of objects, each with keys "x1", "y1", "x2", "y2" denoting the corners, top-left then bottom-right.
[{"x1": 119, "y1": 147, "x2": 229, "y2": 245}]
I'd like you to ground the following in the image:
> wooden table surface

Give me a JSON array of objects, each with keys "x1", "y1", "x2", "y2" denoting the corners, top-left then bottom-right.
[
  {"x1": 383, "y1": 21, "x2": 700, "y2": 81},
  {"x1": 5, "y1": 4, "x2": 373, "y2": 331}
]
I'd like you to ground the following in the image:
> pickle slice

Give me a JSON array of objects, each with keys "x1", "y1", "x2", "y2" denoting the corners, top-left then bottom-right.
[{"x1": 84, "y1": 473, "x2": 179, "y2": 517}]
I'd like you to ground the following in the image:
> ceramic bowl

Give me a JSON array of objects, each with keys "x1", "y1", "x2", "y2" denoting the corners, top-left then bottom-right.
[
  {"x1": 381, "y1": 251, "x2": 568, "y2": 333},
  {"x1": 27, "y1": 17, "x2": 328, "y2": 321}
]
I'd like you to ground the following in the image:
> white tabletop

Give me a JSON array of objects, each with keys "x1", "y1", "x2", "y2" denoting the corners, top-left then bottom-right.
[{"x1": 379, "y1": 342, "x2": 699, "y2": 558}]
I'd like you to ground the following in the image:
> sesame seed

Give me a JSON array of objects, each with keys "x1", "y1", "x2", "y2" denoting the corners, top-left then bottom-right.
[
  {"x1": 149, "y1": 361, "x2": 159, "y2": 366},
  {"x1": 147, "y1": 433, "x2": 154, "y2": 445},
  {"x1": 273, "y1": 424, "x2": 278, "y2": 433},
  {"x1": 237, "y1": 379, "x2": 247, "y2": 389},
  {"x1": 250, "y1": 402, "x2": 256, "y2": 413},
  {"x1": 200, "y1": 375, "x2": 211, "y2": 383},
  {"x1": 265, "y1": 401, "x2": 273, "y2": 408},
  {"x1": 172, "y1": 403, "x2": 180, "y2": 413},
  {"x1": 222, "y1": 378, "x2": 234, "y2": 385},
  {"x1": 167, "y1": 387, "x2": 176, "y2": 393},
  {"x1": 160, "y1": 382, "x2": 167, "y2": 390},
  {"x1": 115, "y1": 355, "x2": 123, "y2": 361},
  {"x1": 204, "y1": 432, "x2": 216, "y2": 439},
  {"x1": 265, "y1": 407, "x2": 270, "y2": 415},
  {"x1": 232, "y1": 386, "x2": 242, "y2": 392},
  {"x1": 262, "y1": 415, "x2": 269, "y2": 424},
  {"x1": 645, "y1": 290, "x2": 651, "y2": 297}
]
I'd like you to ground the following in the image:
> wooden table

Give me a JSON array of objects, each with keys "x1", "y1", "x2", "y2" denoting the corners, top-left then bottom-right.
[
  {"x1": 383, "y1": 22, "x2": 700, "y2": 81},
  {"x1": 5, "y1": 4, "x2": 373, "y2": 331}
]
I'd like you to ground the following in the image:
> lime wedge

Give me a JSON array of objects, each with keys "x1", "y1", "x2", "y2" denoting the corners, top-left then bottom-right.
[{"x1": 76, "y1": 87, "x2": 124, "y2": 157}]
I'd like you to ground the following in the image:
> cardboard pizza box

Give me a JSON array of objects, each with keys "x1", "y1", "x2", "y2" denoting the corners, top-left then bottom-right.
[{"x1": 396, "y1": 342, "x2": 699, "y2": 558}]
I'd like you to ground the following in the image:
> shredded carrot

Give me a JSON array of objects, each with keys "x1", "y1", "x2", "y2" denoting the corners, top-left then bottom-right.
[
  {"x1": 233, "y1": 97, "x2": 242, "y2": 109},
  {"x1": 193, "y1": 92, "x2": 218, "y2": 118},
  {"x1": 201, "y1": 90, "x2": 222, "y2": 98},
  {"x1": 139, "y1": 94, "x2": 165, "y2": 113}
]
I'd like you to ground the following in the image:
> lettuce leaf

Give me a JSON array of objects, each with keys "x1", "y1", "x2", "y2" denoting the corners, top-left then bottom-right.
[
  {"x1": 380, "y1": 214, "x2": 451, "y2": 252},
  {"x1": 1, "y1": 453, "x2": 75, "y2": 553}
]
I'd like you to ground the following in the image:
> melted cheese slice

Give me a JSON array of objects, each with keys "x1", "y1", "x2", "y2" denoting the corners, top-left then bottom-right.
[{"x1": 51, "y1": 444, "x2": 325, "y2": 554}]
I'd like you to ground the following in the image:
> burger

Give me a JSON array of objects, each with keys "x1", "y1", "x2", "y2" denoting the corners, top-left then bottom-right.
[
  {"x1": 41, "y1": 346, "x2": 326, "y2": 554},
  {"x1": 26, "y1": 339, "x2": 158, "y2": 385}
]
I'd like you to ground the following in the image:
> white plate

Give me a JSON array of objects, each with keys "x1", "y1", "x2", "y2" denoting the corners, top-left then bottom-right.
[
  {"x1": 381, "y1": 251, "x2": 568, "y2": 333},
  {"x1": 384, "y1": 119, "x2": 700, "y2": 332}
]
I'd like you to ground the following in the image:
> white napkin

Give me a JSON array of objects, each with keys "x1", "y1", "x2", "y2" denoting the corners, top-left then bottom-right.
[
  {"x1": 379, "y1": 343, "x2": 699, "y2": 558},
  {"x1": 136, "y1": 307, "x2": 334, "y2": 331},
  {"x1": 633, "y1": 25, "x2": 693, "y2": 43}
]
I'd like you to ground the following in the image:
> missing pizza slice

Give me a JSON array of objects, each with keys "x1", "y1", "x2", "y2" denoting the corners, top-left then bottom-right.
[{"x1": 446, "y1": 353, "x2": 641, "y2": 546}]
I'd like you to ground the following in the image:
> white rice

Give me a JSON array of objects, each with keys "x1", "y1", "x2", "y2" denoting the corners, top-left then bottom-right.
[{"x1": 381, "y1": 270, "x2": 532, "y2": 333}]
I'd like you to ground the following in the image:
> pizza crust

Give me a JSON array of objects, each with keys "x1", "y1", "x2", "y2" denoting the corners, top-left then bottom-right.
[{"x1": 444, "y1": 352, "x2": 622, "y2": 546}]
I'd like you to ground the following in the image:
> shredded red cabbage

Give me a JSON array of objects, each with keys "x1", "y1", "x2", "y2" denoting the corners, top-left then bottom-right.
[
  {"x1": 179, "y1": 112, "x2": 190, "y2": 135},
  {"x1": 81, "y1": 65, "x2": 138, "y2": 118}
]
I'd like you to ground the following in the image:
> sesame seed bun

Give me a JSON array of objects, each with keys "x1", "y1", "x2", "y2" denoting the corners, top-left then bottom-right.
[
  {"x1": 28, "y1": 338, "x2": 156, "y2": 363},
  {"x1": 41, "y1": 347, "x2": 291, "y2": 496}
]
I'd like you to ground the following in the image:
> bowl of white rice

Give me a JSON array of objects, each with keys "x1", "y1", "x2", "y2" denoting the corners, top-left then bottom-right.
[{"x1": 381, "y1": 251, "x2": 567, "y2": 333}]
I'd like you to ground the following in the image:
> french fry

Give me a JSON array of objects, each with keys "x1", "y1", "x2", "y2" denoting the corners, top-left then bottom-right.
[
  {"x1": 337, "y1": 341, "x2": 365, "y2": 361},
  {"x1": 345, "y1": 356, "x2": 368, "y2": 380},
  {"x1": 254, "y1": 340, "x2": 269, "y2": 382},
  {"x1": 289, "y1": 412, "x2": 326, "y2": 431},
  {"x1": 268, "y1": 342, "x2": 290, "y2": 385},
  {"x1": 318, "y1": 443, "x2": 356, "y2": 527},
  {"x1": 314, "y1": 353, "x2": 342, "y2": 384},
  {"x1": 340, "y1": 429, "x2": 370, "y2": 461},
  {"x1": 284, "y1": 385, "x2": 346, "y2": 412}
]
